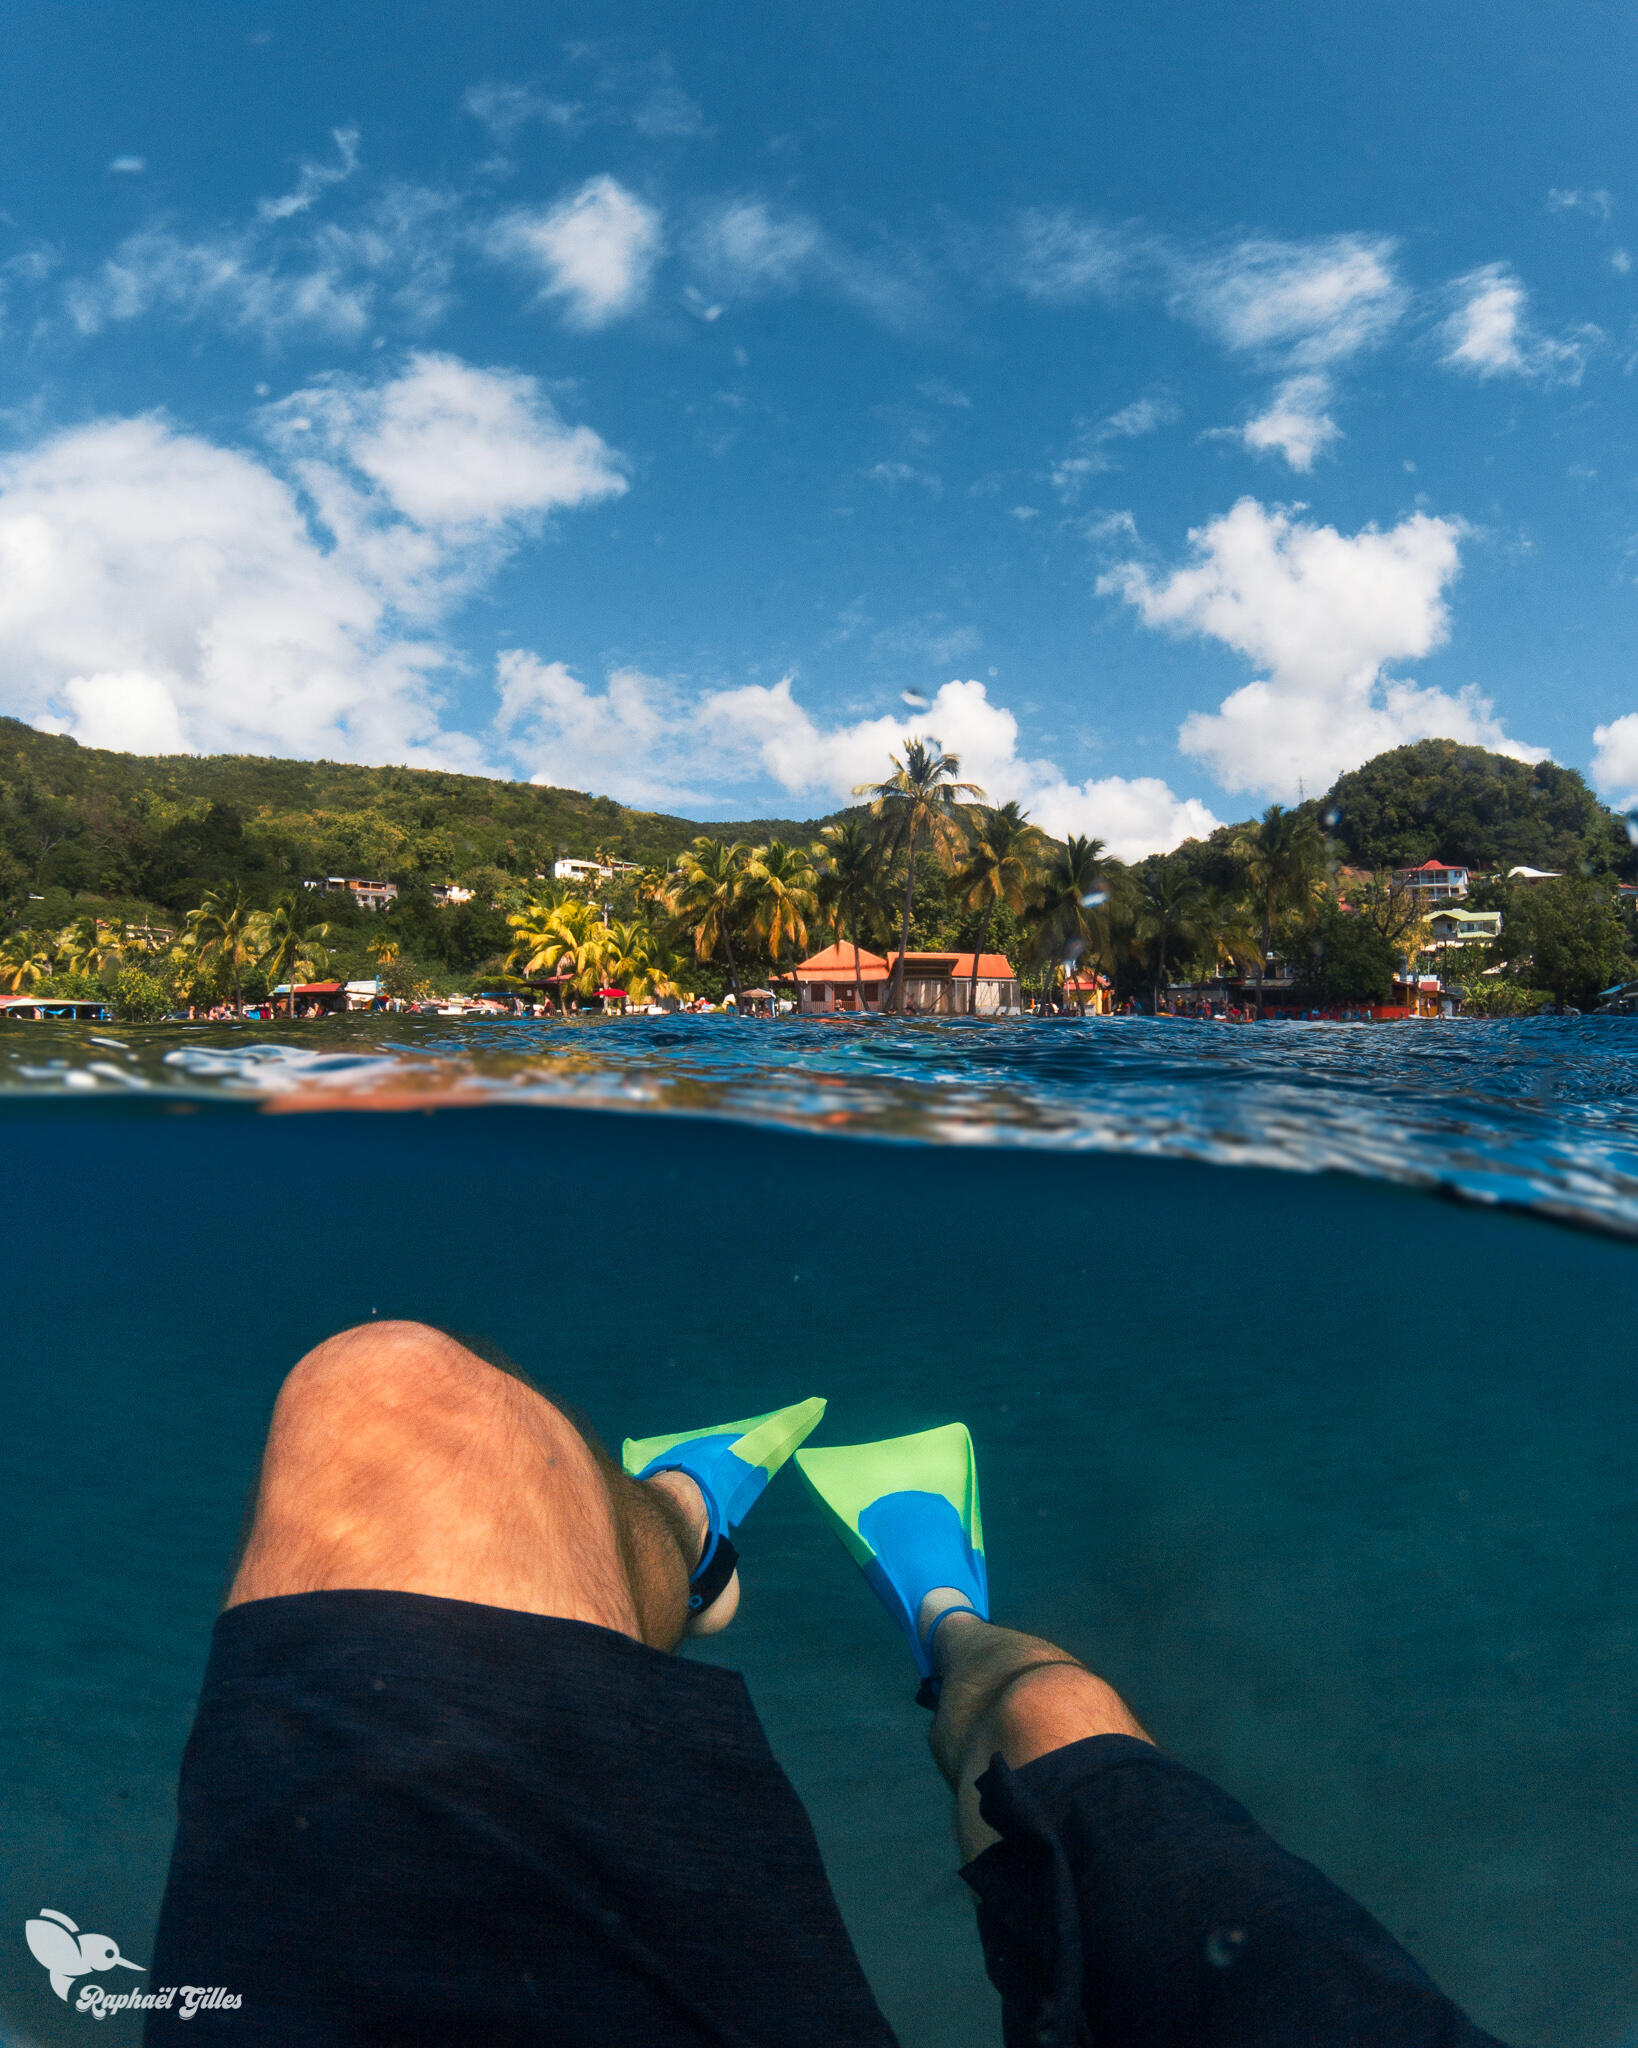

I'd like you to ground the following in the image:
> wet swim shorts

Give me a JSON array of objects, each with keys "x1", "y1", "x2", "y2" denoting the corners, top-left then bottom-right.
[
  {"x1": 147, "y1": 1592, "x2": 1508, "y2": 2046},
  {"x1": 144, "y1": 1590, "x2": 897, "y2": 2045}
]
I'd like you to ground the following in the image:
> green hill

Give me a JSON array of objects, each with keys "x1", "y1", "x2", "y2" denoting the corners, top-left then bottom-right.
[{"x1": 0, "y1": 716, "x2": 828, "y2": 919}]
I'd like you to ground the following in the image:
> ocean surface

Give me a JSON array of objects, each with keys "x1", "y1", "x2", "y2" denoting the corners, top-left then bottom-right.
[{"x1": 1, "y1": 1013, "x2": 1636, "y2": 2046}]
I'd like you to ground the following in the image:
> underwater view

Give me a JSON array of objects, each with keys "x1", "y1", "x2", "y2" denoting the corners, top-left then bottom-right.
[{"x1": 2, "y1": 1013, "x2": 1636, "y2": 2047}]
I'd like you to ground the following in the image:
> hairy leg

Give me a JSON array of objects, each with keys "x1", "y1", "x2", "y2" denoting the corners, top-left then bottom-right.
[
  {"x1": 228, "y1": 1321, "x2": 710, "y2": 1651},
  {"x1": 917, "y1": 1588, "x2": 1152, "y2": 1861}
]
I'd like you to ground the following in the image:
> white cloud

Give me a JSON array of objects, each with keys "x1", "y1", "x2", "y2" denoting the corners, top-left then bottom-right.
[
  {"x1": 462, "y1": 81, "x2": 579, "y2": 138},
  {"x1": 0, "y1": 356, "x2": 622, "y2": 767},
  {"x1": 498, "y1": 665, "x2": 1219, "y2": 856},
  {"x1": 1548, "y1": 188, "x2": 1613, "y2": 224},
  {"x1": 1590, "y1": 715, "x2": 1638, "y2": 805},
  {"x1": 1102, "y1": 496, "x2": 1545, "y2": 798},
  {"x1": 1439, "y1": 263, "x2": 1598, "y2": 383},
  {"x1": 1009, "y1": 209, "x2": 1134, "y2": 301},
  {"x1": 1613, "y1": 248, "x2": 1633, "y2": 276},
  {"x1": 1049, "y1": 395, "x2": 1179, "y2": 501},
  {"x1": 264, "y1": 351, "x2": 625, "y2": 533},
  {"x1": 1231, "y1": 373, "x2": 1341, "y2": 472},
  {"x1": 1174, "y1": 234, "x2": 1405, "y2": 367},
  {"x1": 487, "y1": 175, "x2": 661, "y2": 327},
  {"x1": 689, "y1": 199, "x2": 921, "y2": 325},
  {"x1": 258, "y1": 127, "x2": 360, "y2": 223},
  {"x1": 108, "y1": 156, "x2": 145, "y2": 175}
]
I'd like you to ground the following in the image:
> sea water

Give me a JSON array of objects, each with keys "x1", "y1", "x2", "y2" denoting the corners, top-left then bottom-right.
[{"x1": 1, "y1": 1016, "x2": 1636, "y2": 2047}]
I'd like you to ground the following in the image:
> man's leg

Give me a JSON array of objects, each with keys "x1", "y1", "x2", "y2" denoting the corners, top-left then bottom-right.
[
  {"x1": 916, "y1": 1591, "x2": 1509, "y2": 2048},
  {"x1": 149, "y1": 1323, "x2": 891, "y2": 2046},
  {"x1": 226, "y1": 1319, "x2": 726, "y2": 1643}
]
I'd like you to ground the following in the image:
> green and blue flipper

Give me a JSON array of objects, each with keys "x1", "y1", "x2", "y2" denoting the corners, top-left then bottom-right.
[
  {"x1": 622, "y1": 1397, "x2": 826, "y2": 1615},
  {"x1": 795, "y1": 1422, "x2": 989, "y2": 1687}
]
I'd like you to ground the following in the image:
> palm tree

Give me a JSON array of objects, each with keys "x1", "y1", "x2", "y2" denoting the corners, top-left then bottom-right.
[
  {"x1": 856, "y1": 738, "x2": 984, "y2": 1014},
  {"x1": 815, "y1": 821, "x2": 886, "y2": 1014},
  {"x1": 1230, "y1": 805, "x2": 1327, "y2": 1015},
  {"x1": 744, "y1": 841, "x2": 818, "y2": 1013},
  {"x1": 670, "y1": 837, "x2": 751, "y2": 995},
  {"x1": 1133, "y1": 863, "x2": 1210, "y2": 1013},
  {"x1": 953, "y1": 801, "x2": 1040, "y2": 1016},
  {"x1": 0, "y1": 933, "x2": 54, "y2": 992},
  {"x1": 507, "y1": 896, "x2": 610, "y2": 1009},
  {"x1": 56, "y1": 916, "x2": 126, "y2": 978},
  {"x1": 1031, "y1": 835, "x2": 1114, "y2": 1014},
  {"x1": 252, "y1": 894, "x2": 332, "y2": 999},
  {"x1": 1191, "y1": 887, "x2": 1261, "y2": 995},
  {"x1": 605, "y1": 920, "x2": 684, "y2": 1004},
  {"x1": 184, "y1": 882, "x2": 259, "y2": 1012}
]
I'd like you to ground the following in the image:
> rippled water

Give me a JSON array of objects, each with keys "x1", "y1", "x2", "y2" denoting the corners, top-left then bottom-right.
[{"x1": 6, "y1": 1010, "x2": 1638, "y2": 1237}]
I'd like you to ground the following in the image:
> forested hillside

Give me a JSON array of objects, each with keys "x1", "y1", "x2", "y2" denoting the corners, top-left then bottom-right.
[{"x1": 0, "y1": 717, "x2": 820, "y2": 920}]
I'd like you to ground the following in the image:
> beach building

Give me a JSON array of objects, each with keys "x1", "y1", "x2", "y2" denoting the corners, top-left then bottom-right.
[
  {"x1": 790, "y1": 943, "x2": 1021, "y2": 1015},
  {"x1": 430, "y1": 883, "x2": 474, "y2": 907},
  {"x1": 1393, "y1": 859, "x2": 1469, "y2": 901},
  {"x1": 552, "y1": 857, "x2": 641, "y2": 885},
  {"x1": 1427, "y1": 907, "x2": 1501, "y2": 944},
  {"x1": 302, "y1": 876, "x2": 400, "y2": 912},
  {"x1": 1507, "y1": 865, "x2": 1563, "y2": 883}
]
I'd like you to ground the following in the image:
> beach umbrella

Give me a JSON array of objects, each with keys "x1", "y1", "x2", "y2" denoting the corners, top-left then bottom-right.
[{"x1": 595, "y1": 986, "x2": 627, "y2": 999}]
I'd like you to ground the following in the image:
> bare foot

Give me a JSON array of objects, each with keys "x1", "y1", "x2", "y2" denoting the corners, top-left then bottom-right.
[{"x1": 643, "y1": 1469, "x2": 741, "y2": 1635}]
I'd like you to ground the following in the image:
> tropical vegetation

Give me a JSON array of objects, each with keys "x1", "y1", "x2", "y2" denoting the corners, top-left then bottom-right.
[{"x1": 3, "y1": 718, "x2": 1636, "y2": 1021}]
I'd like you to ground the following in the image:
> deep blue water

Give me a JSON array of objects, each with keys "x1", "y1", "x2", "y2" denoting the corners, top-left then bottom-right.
[{"x1": 2, "y1": 1016, "x2": 1637, "y2": 2046}]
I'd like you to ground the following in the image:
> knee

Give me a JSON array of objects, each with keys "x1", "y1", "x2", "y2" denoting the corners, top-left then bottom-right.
[{"x1": 269, "y1": 1322, "x2": 532, "y2": 1473}]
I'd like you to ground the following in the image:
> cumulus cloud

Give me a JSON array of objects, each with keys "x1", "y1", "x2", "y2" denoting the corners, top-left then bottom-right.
[
  {"x1": 1590, "y1": 715, "x2": 1638, "y2": 805},
  {"x1": 265, "y1": 351, "x2": 624, "y2": 535},
  {"x1": 1229, "y1": 373, "x2": 1340, "y2": 472},
  {"x1": 487, "y1": 175, "x2": 662, "y2": 327},
  {"x1": 0, "y1": 356, "x2": 623, "y2": 765},
  {"x1": 497, "y1": 664, "x2": 1219, "y2": 857},
  {"x1": 1101, "y1": 497, "x2": 1545, "y2": 798},
  {"x1": 1439, "y1": 264, "x2": 1598, "y2": 383}
]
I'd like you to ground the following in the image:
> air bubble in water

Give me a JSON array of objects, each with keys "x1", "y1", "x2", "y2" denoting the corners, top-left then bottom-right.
[
  {"x1": 1205, "y1": 1927, "x2": 1246, "y2": 1969},
  {"x1": 1080, "y1": 889, "x2": 1109, "y2": 909},
  {"x1": 1624, "y1": 811, "x2": 1638, "y2": 847},
  {"x1": 1322, "y1": 806, "x2": 1341, "y2": 830},
  {"x1": 1062, "y1": 938, "x2": 1086, "y2": 964},
  {"x1": 901, "y1": 689, "x2": 930, "y2": 710}
]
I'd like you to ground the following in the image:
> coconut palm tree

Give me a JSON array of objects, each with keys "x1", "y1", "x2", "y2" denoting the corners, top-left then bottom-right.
[
  {"x1": 252, "y1": 895, "x2": 332, "y2": 997},
  {"x1": 670, "y1": 837, "x2": 751, "y2": 995},
  {"x1": 0, "y1": 932, "x2": 55, "y2": 992},
  {"x1": 1230, "y1": 805, "x2": 1327, "y2": 1014},
  {"x1": 55, "y1": 916, "x2": 127, "y2": 978},
  {"x1": 1133, "y1": 863, "x2": 1210, "y2": 1013},
  {"x1": 184, "y1": 882, "x2": 259, "y2": 1012},
  {"x1": 856, "y1": 738, "x2": 984, "y2": 1014},
  {"x1": 605, "y1": 920, "x2": 684, "y2": 1004},
  {"x1": 743, "y1": 841, "x2": 818, "y2": 1013},
  {"x1": 1030, "y1": 835, "x2": 1115, "y2": 1014},
  {"x1": 815, "y1": 821, "x2": 886, "y2": 1014},
  {"x1": 1191, "y1": 887, "x2": 1261, "y2": 995},
  {"x1": 507, "y1": 895, "x2": 609, "y2": 1009},
  {"x1": 953, "y1": 801, "x2": 1040, "y2": 1016}
]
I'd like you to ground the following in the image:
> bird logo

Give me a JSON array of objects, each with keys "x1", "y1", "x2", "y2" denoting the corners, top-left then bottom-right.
[{"x1": 25, "y1": 1909, "x2": 146, "y2": 2002}]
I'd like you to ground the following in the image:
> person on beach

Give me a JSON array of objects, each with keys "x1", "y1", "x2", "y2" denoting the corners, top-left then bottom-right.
[{"x1": 145, "y1": 1323, "x2": 1509, "y2": 2047}]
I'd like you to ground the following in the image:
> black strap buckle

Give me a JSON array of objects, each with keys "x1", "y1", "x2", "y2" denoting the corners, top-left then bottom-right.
[{"x1": 687, "y1": 1533, "x2": 740, "y2": 1614}]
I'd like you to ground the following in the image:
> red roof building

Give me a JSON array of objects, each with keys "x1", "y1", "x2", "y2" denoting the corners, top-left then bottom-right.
[{"x1": 791, "y1": 944, "x2": 1021, "y2": 1015}]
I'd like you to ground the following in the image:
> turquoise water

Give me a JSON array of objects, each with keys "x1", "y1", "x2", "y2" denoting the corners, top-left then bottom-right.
[{"x1": 2, "y1": 1017, "x2": 1637, "y2": 2045}]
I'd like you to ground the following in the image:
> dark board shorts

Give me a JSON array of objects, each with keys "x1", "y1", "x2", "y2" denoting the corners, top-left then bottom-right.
[{"x1": 146, "y1": 1591, "x2": 1505, "y2": 2047}]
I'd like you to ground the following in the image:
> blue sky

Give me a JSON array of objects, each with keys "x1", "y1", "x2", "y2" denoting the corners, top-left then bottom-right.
[{"x1": 2, "y1": 0, "x2": 1636, "y2": 851}]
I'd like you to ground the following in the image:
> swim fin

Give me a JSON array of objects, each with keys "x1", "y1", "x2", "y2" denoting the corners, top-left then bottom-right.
[
  {"x1": 623, "y1": 1397, "x2": 826, "y2": 1615},
  {"x1": 795, "y1": 1423, "x2": 989, "y2": 1680}
]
